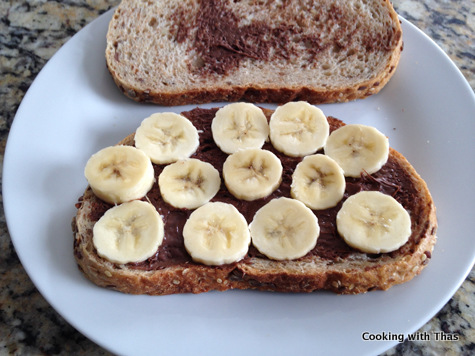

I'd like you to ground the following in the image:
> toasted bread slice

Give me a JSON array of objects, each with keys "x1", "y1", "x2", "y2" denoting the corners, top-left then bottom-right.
[
  {"x1": 73, "y1": 107, "x2": 437, "y2": 295},
  {"x1": 105, "y1": 0, "x2": 403, "y2": 106}
]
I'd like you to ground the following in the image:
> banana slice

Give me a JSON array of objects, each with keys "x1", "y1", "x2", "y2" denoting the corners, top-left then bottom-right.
[
  {"x1": 93, "y1": 200, "x2": 164, "y2": 264},
  {"x1": 158, "y1": 158, "x2": 220, "y2": 209},
  {"x1": 269, "y1": 101, "x2": 329, "y2": 157},
  {"x1": 324, "y1": 124, "x2": 389, "y2": 177},
  {"x1": 134, "y1": 112, "x2": 199, "y2": 164},
  {"x1": 223, "y1": 148, "x2": 282, "y2": 201},
  {"x1": 291, "y1": 154, "x2": 346, "y2": 210},
  {"x1": 250, "y1": 197, "x2": 320, "y2": 260},
  {"x1": 84, "y1": 145, "x2": 155, "y2": 204},
  {"x1": 211, "y1": 103, "x2": 269, "y2": 154},
  {"x1": 336, "y1": 191, "x2": 411, "y2": 254},
  {"x1": 183, "y1": 202, "x2": 250, "y2": 265}
]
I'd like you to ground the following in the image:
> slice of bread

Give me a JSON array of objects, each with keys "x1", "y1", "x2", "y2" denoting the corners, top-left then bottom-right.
[
  {"x1": 73, "y1": 106, "x2": 437, "y2": 295},
  {"x1": 105, "y1": 0, "x2": 403, "y2": 106}
]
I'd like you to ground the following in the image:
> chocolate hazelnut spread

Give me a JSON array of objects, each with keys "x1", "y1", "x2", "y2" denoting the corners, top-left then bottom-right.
[
  {"x1": 173, "y1": 0, "x2": 399, "y2": 75},
  {"x1": 175, "y1": 0, "x2": 297, "y2": 75},
  {"x1": 83, "y1": 108, "x2": 424, "y2": 270}
]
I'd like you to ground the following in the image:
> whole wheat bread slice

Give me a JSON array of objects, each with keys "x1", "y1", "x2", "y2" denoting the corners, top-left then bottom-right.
[
  {"x1": 105, "y1": 0, "x2": 403, "y2": 106},
  {"x1": 73, "y1": 107, "x2": 437, "y2": 295}
]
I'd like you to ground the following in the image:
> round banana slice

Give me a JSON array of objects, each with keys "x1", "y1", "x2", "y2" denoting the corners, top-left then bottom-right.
[
  {"x1": 336, "y1": 191, "x2": 412, "y2": 254},
  {"x1": 158, "y1": 158, "x2": 220, "y2": 209},
  {"x1": 211, "y1": 102, "x2": 269, "y2": 154},
  {"x1": 93, "y1": 200, "x2": 164, "y2": 264},
  {"x1": 250, "y1": 197, "x2": 320, "y2": 260},
  {"x1": 324, "y1": 124, "x2": 389, "y2": 177},
  {"x1": 84, "y1": 145, "x2": 155, "y2": 204},
  {"x1": 223, "y1": 148, "x2": 283, "y2": 201},
  {"x1": 134, "y1": 112, "x2": 199, "y2": 164},
  {"x1": 269, "y1": 101, "x2": 329, "y2": 157},
  {"x1": 291, "y1": 154, "x2": 346, "y2": 210},
  {"x1": 183, "y1": 202, "x2": 250, "y2": 265}
]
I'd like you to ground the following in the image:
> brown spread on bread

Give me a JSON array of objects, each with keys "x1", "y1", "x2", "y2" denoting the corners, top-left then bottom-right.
[
  {"x1": 77, "y1": 107, "x2": 429, "y2": 270},
  {"x1": 173, "y1": 0, "x2": 401, "y2": 76}
]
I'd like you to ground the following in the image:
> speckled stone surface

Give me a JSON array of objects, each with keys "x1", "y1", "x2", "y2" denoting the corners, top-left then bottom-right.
[{"x1": 0, "y1": 0, "x2": 473, "y2": 355}]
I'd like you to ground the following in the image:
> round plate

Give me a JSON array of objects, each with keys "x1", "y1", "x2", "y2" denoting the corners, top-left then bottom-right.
[{"x1": 4, "y1": 10, "x2": 475, "y2": 356}]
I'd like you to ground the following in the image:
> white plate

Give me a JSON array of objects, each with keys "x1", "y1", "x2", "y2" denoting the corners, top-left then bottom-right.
[{"x1": 4, "y1": 9, "x2": 475, "y2": 356}]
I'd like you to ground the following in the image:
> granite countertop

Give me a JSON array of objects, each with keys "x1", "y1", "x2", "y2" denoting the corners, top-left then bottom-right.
[{"x1": 1, "y1": 0, "x2": 473, "y2": 355}]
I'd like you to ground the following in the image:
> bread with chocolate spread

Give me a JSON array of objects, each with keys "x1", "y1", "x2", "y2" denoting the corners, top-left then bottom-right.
[
  {"x1": 72, "y1": 106, "x2": 437, "y2": 295},
  {"x1": 105, "y1": 0, "x2": 403, "y2": 106}
]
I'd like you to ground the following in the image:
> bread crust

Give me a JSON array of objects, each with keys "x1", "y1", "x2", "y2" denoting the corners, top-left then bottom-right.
[
  {"x1": 105, "y1": 0, "x2": 403, "y2": 106},
  {"x1": 73, "y1": 108, "x2": 437, "y2": 295}
]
